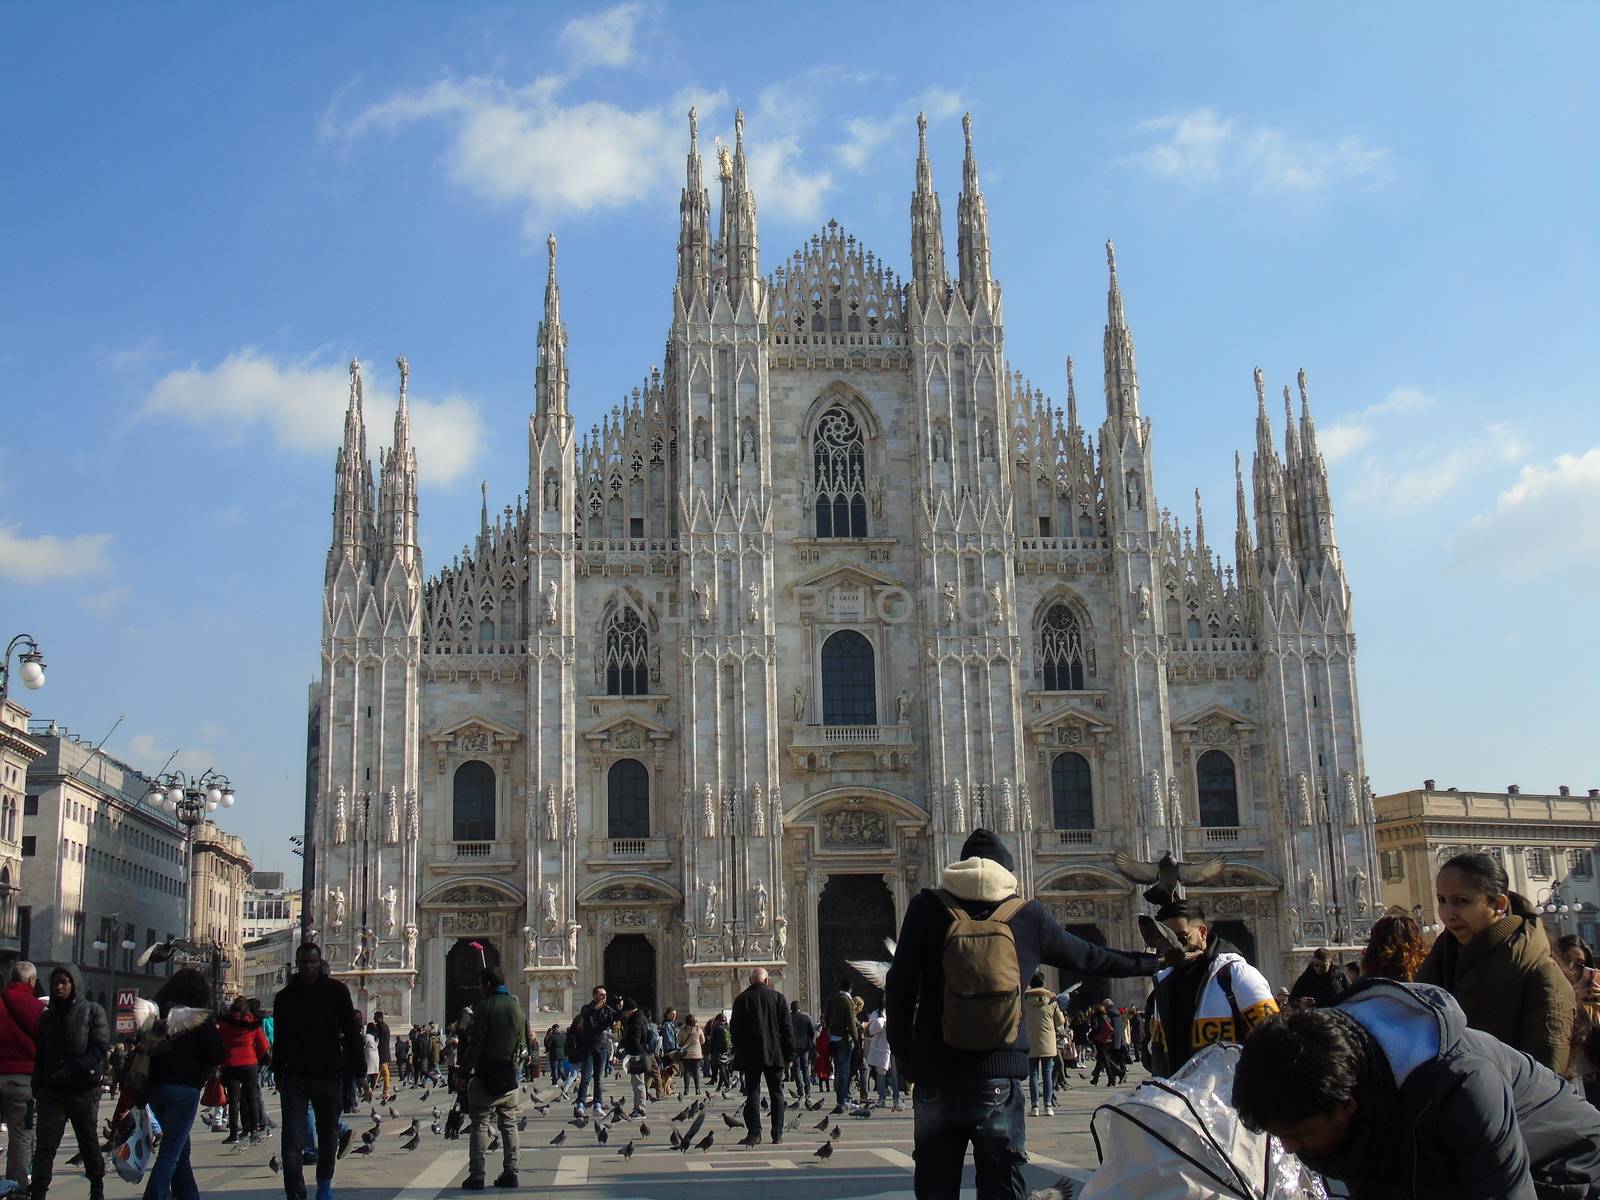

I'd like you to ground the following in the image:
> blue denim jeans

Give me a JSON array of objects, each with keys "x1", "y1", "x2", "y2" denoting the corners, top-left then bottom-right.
[
  {"x1": 831, "y1": 1039, "x2": 854, "y2": 1107},
  {"x1": 576, "y1": 1047, "x2": 607, "y2": 1106},
  {"x1": 874, "y1": 1063, "x2": 900, "y2": 1106},
  {"x1": 912, "y1": 1077, "x2": 1026, "y2": 1200},
  {"x1": 143, "y1": 1082, "x2": 202, "y2": 1200},
  {"x1": 1027, "y1": 1057, "x2": 1054, "y2": 1108}
]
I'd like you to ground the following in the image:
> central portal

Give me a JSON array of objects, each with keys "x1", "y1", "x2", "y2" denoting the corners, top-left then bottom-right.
[
  {"x1": 445, "y1": 937, "x2": 500, "y2": 1027},
  {"x1": 817, "y1": 873, "x2": 897, "y2": 1012},
  {"x1": 603, "y1": 934, "x2": 658, "y2": 1019}
]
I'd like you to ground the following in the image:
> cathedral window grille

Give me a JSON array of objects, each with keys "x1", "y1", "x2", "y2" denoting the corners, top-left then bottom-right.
[
  {"x1": 603, "y1": 607, "x2": 650, "y2": 696},
  {"x1": 1196, "y1": 750, "x2": 1239, "y2": 828},
  {"x1": 607, "y1": 758, "x2": 650, "y2": 840},
  {"x1": 452, "y1": 760, "x2": 496, "y2": 842},
  {"x1": 821, "y1": 629, "x2": 876, "y2": 726},
  {"x1": 1051, "y1": 752, "x2": 1094, "y2": 830},
  {"x1": 1040, "y1": 604, "x2": 1086, "y2": 691},
  {"x1": 813, "y1": 406, "x2": 869, "y2": 538}
]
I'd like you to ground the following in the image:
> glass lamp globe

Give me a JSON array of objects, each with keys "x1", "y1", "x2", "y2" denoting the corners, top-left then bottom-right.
[
  {"x1": 205, "y1": 799, "x2": 217, "y2": 812},
  {"x1": 1561, "y1": 904, "x2": 1571, "y2": 914},
  {"x1": 206, "y1": 786, "x2": 222, "y2": 805},
  {"x1": 91, "y1": 939, "x2": 107, "y2": 953},
  {"x1": 167, "y1": 786, "x2": 184, "y2": 805},
  {"x1": 17, "y1": 660, "x2": 44, "y2": 690},
  {"x1": 221, "y1": 791, "x2": 235, "y2": 807}
]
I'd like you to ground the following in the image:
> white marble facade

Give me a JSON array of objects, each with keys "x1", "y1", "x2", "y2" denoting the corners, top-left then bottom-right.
[{"x1": 308, "y1": 110, "x2": 1379, "y2": 1025}]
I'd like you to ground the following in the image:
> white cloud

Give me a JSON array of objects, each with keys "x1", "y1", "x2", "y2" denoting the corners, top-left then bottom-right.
[
  {"x1": 1346, "y1": 421, "x2": 1527, "y2": 514},
  {"x1": 142, "y1": 349, "x2": 482, "y2": 487},
  {"x1": 837, "y1": 88, "x2": 964, "y2": 173},
  {"x1": 0, "y1": 522, "x2": 113, "y2": 582},
  {"x1": 1452, "y1": 447, "x2": 1600, "y2": 580},
  {"x1": 1128, "y1": 107, "x2": 1391, "y2": 193},
  {"x1": 77, "y1": 585, "x2": 132, "y2": 615},
  {"x1": 559, "y1": 3, "x2": 646, "y2": 72},
  {"x1": 127, "y1": 733, "x2": 164, "y2": 762},
  {"x1": 1320, "y1": 386, "x2": 1437, "y2": 463}
]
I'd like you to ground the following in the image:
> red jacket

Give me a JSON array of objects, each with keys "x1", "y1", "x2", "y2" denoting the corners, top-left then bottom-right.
[
  {"x1": 216, "y1": 1013, "x2": 270, "y2": 1070},
  {"x1": 0, "y1": 980, "x2": 44, "y2": 1075}
]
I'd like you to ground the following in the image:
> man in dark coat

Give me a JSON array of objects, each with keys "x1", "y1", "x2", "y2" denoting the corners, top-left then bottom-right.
[
  {"x1": 1287, "y1": 946, "x2": 1350, "y2": 1009},
  {"x1": 30, "y1": 964, "x2": 108, "y2": 1200},
  {"x1": 1233, "y1": 978, "x2": 1600, "y2": 1200},
  {"x1": 730, "y1": 967, "x2": 796, "y2": 1146},
  {"x1": 789, "y1": 1000, "x2": 817, "y2": 1100},
  {"x1": 572, "y1": 985, "x2": 616, "y2": 1112}
]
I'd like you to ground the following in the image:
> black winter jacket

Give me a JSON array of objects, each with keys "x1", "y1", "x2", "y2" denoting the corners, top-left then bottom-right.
[
  {"x1": 885, "y1": 857, "x2": 1158, "y2": 1085},
  {"x1": 33, "y1": 964, "x2": 109, "y2": 1094},
  {"x1": 150, "y1": 1005, "x2": 223, "y2": 1090},
  {"x1": 1331, "y1": 979, "x2": 1600, "y2": 1199},
  {"x1": 730, "y1": 982, "x2": 795, "y2": 1072},
  {"x1": 1288, "y1": 962, "x2": 1349, "y2": 1008},
  {"x1": 271, "y1": 971, "x2": 364, "y2": 1080}
]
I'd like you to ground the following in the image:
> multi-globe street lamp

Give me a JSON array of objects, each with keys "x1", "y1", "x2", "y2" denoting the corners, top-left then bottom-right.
[
  {"x1": 93, "y1": 913, "x2": 138, "y2": 1032},
  {"x1": 144, "y1": 768, "x2": 239, "y2": 1003},
  {"x1": 0, "y1": 634, "x2": 46, "y2": 708},
  {"x1": 1536, "y1": 879, "x2": 1590, "y2": 932}
]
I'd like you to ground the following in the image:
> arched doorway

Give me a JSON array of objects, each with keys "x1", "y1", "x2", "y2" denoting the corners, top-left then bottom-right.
[
  {"x1": 1211, "y1": 920, "x2": 1257, "y2": 965},
  {"x1": 1059, "y1": 925, "x2": 1111, "y2": 1012},
  {"x1": 603, "y1": 934, "x2": 657, "y2": 1019},
  {"x1": 445, "y1": 937, "x2": 500, "y2": 1028},
  {"x1": 817, "y1": 874, "x2": 896, "y2": 1012}
]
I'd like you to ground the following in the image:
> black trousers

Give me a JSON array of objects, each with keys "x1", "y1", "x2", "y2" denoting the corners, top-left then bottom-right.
[
  {"x1": 225, "y1": 1064, "x2": 264, "y2": 1135},
  {"x1": 742, "y1": 1065, "x2": 785, "y2": 1140},
  {"x1": 278, "y1": 1073, "x2": 343, "y2": 1200},
  {"x1": 31, "y1": 1087, "x2": 103, "y2": 1192}
]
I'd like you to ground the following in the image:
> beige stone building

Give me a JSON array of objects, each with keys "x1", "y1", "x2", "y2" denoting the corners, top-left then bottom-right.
[
  {"x1": 0, "y1": 699, "x2": 42, "y2": 962},
  {"x1": 243, "y1": 926, "x2": 297, "y2": 1001},
  {"x1": 1375, "y1": 782, "x2": 1600, "y2": 945},
  {"x1": 193, "y1": 820, "x2": 253, "y2": 1001},
  {"x1": 308, "y1": 110, "x2": 1378, "y2": 1025},
  {"x1": 243, "y1": 870, "x2": 301, "y2": 941}
]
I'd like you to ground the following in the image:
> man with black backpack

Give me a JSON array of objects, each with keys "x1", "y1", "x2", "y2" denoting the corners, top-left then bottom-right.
[{"x1": 885, "y1": 829, "x2": 1181, "y2": 1200}]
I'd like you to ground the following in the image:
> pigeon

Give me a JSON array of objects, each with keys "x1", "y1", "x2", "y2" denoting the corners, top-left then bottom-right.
[
  {"x1": 430, "y1": 1121, "x2": 442, "y2": 1136},
  {"x1": 845, "y1": 936, "x2": 899, "y2": 992},
  {"x1": 638, "y1": 1121, "x2": 650, "y2": 1138},
  {"x1": 669, "y1": 1129, "x2": 681, "y2": 1149},
  {"x1": 1111, "y1": 848, "x2": 1227, "y2": 908},
  {"x1": 812, "y1": 1115, "x2": 830, "y2": 1131},
  {"x1": 721, "y1": 1112, "x2": 741, "y2": 1129},
  {"x1": 830, "y1": 1125, "x2": 842, "y2": 1140},
  {"x1": 805, "y1": 1097, "x2": 824, "y2": 1111},
  {"x1": 353, "y1": 1143, "x2": 373, "y2": 1156},
  {"x1": 420, "y1": 1090, "x2": 430, "y2": 1102},
  {"x1": 596, "y1": 1125, "x2": 609, "y2": 1145},
  {"x1": 813, "y1": 1141, "x2": 833, "y2": 1160},
  {"x1": 268, "y1": 1154, "x2": 281, "y2": 1173},
  {"x1": 620, "y1": 1141, "x2": 635, "y2": 1159},
  {"x1": 360, "y1": 1130, "x2": 377, "y2": 1147},
  {"x1": 401, "y1": 1119, "x2": 420, "y2": 1138},
  {"x1": 549, "y1": 1130, "x2": 567, "y2": 1147},
  {"x1": 431, "y1": 1106, "x2": 441, "y2": 1121},
  {"x1": 389, "y1": 1106, "x2": 399, "y2": 1120},
  {"x1": 679, "y1": 1111, "x2": 706, "y2": 1152},
  {"x1": 66, "y1": 1153, "x2": 82, "y2": 1166},
  {"x1": 695, "y1": 1131, "x2": 715, "y2": 1151},
  {"x1": 517, "y1": 1115, "x2": 528, "y2": 1132},
  {"x1": 532, "y1": 1103, "x2": 550, "y2": 1116},
  {"x1": 402, "y1": 1136, "x2": 420, "y2": 1152},
  {"x1": 569, "y1": 1114, "x2": 589, "y2": 1129},
  {"x1": 852, "y1": 1105, "x2": 874, "y2": 1119}
]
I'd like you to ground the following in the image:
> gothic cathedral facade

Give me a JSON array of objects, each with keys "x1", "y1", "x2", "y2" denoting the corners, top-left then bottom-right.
[{"x1": 308, "y1": 110, "x2": 1379, "y2": 1026}]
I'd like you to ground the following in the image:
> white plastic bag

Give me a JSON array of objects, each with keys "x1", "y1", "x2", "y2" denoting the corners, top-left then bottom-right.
[
  {"x1": 113, "y1": 1107, "x2": 153, "y2": 1185},
  {"x1": 1079, "y1": 1044, "x2": 1327, "y2": 1200}
]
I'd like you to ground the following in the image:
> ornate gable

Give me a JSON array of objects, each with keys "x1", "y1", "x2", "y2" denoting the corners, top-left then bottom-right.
[
  {"x1": 1027, "y1": 701, "x2": 1114, "y2": 748},
  {"x1": 426, "y1": 714, "x2": 521, "y2": 755},
  {"x1": 581, "y1": 713, "x2": 673, "y2": 750}
]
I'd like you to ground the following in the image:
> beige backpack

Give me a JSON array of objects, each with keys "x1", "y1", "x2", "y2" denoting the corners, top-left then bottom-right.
[{"x1": 937, "y1": 889, "x2": 1027, "y2": 1051}]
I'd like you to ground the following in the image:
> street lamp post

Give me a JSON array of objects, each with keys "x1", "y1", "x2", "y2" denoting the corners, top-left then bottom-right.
[
  {"x1": 0, "y1": 635, "x2": 46, "y2": 709},
  {"x1": 1410, "y1": 903, "x2": 1443, "y2": 937},
  {"x1": 145, "y1": 768, "x2": 239, "y2": 1004},
  {"x1": 92, "y1": 913, "x2": 139, "y2": 1033},
  {"x1": 1536, "y1": 879, "x2": 1589, "y2": 933}
]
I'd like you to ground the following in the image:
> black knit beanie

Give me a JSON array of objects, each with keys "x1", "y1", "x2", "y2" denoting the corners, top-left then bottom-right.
[{"x1": 959, "y1": 828, "x2": 1016, "y2": 873}]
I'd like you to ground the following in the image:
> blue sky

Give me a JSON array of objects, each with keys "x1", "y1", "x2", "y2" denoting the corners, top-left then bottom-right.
[{"x1": 3, "y1": 3, "x2": 1596, "y2": 873}]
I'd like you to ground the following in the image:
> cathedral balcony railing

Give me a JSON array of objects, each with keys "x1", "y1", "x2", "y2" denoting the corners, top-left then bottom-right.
[
  {"x1": 1167, "y1": 637, "x2": 1258, "y2": 655},
  {"x1": 798, "y1": 724, "x2": 914, "y2": 747},
  {"x1": 575, "y1": 537, "x2": 679, "y2": 556},
  {"x1": 1034, "y1": 827, "x2": 1114, "y2": 855},
  {"x1": 1016, "y1": 536, "x2": 1112, "y2": 553},
  {"x1": 788, "y1": 723, "x2": 916, "y2": 773},
  {"x1": 1183, "y1": 825, "x2": 1263, "y2": 852},
  {"x1": 454, "y1": 841, "x2": 495, "y2": 859},
  {"x1": 588, "y1": 836, "x2": 673, "y2": 867}
]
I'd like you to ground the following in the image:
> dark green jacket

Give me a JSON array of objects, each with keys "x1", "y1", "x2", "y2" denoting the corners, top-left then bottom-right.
[{"x1": 461, "y1": 988, "x2": 526, "y2": 1073}]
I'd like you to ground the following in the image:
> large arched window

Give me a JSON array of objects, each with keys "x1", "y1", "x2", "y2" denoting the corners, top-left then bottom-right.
[
  {"x1": 813, "y1": 406, "x2": 868, "y2": 537},
  {"x1": 452, "y1": 760, "x2": 496, "y2": 842},
  {"x1": 607, "y1": 759, "x2": 650, "y2": 839},
  {"x1": 1196, "y1": 750, "x2": 1239, "y2": 827},
  {"x1": 1039, "y1": 603, "x2": 1086, "y2": 691},
  {"x1": 603, "y1": 606, "x2": 649, "y2": 696},
  {"x1": 1051, "y1": 752, "x2": 1094, "y2": 830},
  {"x1": 821, "y1": 630, "x2": 876, "y2": 726}
]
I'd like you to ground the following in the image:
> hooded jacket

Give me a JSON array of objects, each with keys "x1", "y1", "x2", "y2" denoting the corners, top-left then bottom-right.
[
  {"x1": 0, "y1": 979, "x2": 44, "y2": 1075},
  {"x1": 1022, "y1": 988, "x2": 1063, "y2": 1058},
  {"x1": 1327, "y1": 978, "x2": 1600, "y2": 1200},
  {"x1": 1417, "y1": 895, "x2": 1575, "y2": 1074},
  {"x1": 1150, "y1": 936, "x2": 1278, "y2": 1076},
  {"x1": 151, "y1": 1004, "x2": 222, "y2": 1090},
  {"x1": 885, "y1": 855, "x2": 1159, "y2": 1084},
  {"x1": 33, "y1": 964, "x2": 109, "y2": 1093}
]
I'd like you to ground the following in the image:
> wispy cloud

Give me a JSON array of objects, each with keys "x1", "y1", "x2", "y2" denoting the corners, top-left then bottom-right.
[
  {"x1": 0, "y1": 522, "x2": 113, "y2": 582},
  {"x1": 837, "y1": 88, "x2": 964, "y2": 173},
  {"x1": 1452, "y1": 447, "x2": 1600, "y2": 583},
  {"x1": 142, "y1": 349, "x2": 482, "y2": 487},
  {"x1": 77, "y1": 585, "x2": 133, "y2": 615},
  {"x1": 559, "y1": 3, "x2": 647, "y2": 72},
  {"x1": 1344, "y1": 421, "x2": 1527, "y2": 514},
  {"x1": 1319, "y1": 386, "x2": 1436, "y2": 462},
  {"x1": 1127, "y1": 107, "x2": 1391, "y2": 193}
]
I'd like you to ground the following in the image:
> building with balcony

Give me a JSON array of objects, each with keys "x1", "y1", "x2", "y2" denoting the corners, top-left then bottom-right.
[
  {"x1": 0, "y1": 699, "x2": 42, "y2": 962},
  {"x1": 22, "y1": 722, "x2": 187, "y2": 1007},
  {"x1": 193, "y1": 821, "x2": 253, "y2": 1002},
  {"x1": 1375, "y1": 782, "x2": 1600, "y2": 946},
  {"x1": 243, "y1": 870, "x2": 301, "y2": 941}
]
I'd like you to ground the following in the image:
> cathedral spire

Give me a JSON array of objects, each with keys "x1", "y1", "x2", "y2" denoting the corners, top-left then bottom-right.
[
  {"x1": 1234, "y1": 450, "x2": 1257, "y2": 592},
  {"x1": 1251, "y1": 367, "x2": 1293, "y2": 568},
  {"x1": 722, "y1": 108, "x2": 761, "y2": 309},
  {"x1": 1296, "y1": 367, "x2": 1341, "y2": 564},
  {"x1": 1102, "y1": 241, "x2": 1141, "y2": 422},
  {"x1": 329, "y1": 356, "x2": 374, "y2": 582},
  {"x1": 1193, "y1": 487, "x2": 1209, "y2": 561},
  {"x1": 379, "y1": 355, "x2": 419, "y2": 568},
  {"x1": 676, "y1": 106, "x2": 711, "y2": 307},
  {"x1": 1065, "y1": 355, "x2": 1079, "y2": 431},
  {"x1": 535, "y1": 233, "x2": 569, "y2": 419},
  {"x1": 910, "y1": 111, "x2": 948, "y2": 310},
  {"x1": 956, "y1": 111, "x2": 993, "y2": 311}
]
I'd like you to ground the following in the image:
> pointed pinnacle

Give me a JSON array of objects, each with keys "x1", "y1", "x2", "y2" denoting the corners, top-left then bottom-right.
[
  {"x1": 1253, "y1": 366, "x2": 1266, "y2": 412},
  {"x1": 1297, "y1": 367, "x2": 1313, "y2": 420},
  {"x1": 688, "y1": 106, "x2": 698, "y2": 150},
  {"x1": 962, "y1": 111, "x2": 973, "y2": 154},
  {"x1": 1283, "y1": 384, "x2": 1294, "y2": 427},
  {"x1": 734, "y1": 107, "x2": 745, "y2": 154},
  {"x1": 396, "y1": 355, "x2": 409, "y2": 405}
]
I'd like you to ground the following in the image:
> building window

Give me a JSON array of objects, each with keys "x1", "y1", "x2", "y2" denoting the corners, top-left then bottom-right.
[
  {"x1": 603, "y1": 606, "x2": 650, "y2": 696},
  {"x1": 19, "y1": 837, "x2": 34, "y2": 858},
  {"x1": 1381, "y1": 849, "x2": 1405, "y2": 881},
  {"x1": 1569, "y1": 850, "x2": 1594, "y2": 879},
  {"x1": 1196, "y1": 750, "x2": 1240, "y2": 827},
  {"x1": 1527, "y1": 848, "x2": 1553, "y2": 880},
  {"x1": 607, "y1": 759, "x2": 650, "y2": 840},
  {"x1": 821, "y1": 630, "x2": 876, "y2": 726},
  {"x1": 451, "y1": 760, "x2": 496, "y2": 842},
  {"x1": 812, "y1": 406, "x2": 868, "y2": 538},
  {"x1": 1050, "y1": 752, "x2": 1094, "y2": 830},
  {"x1": 1039, "y1": 603, "x2": 1086, "y2": 691},
  {"x1": 22, "y1": 795, "x2": 37, "y2": 816}
]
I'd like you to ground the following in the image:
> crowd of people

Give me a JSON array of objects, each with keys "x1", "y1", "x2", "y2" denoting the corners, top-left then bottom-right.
[{"x1": 0, "y1": 839, "x2": 1597, "y2": 1198}]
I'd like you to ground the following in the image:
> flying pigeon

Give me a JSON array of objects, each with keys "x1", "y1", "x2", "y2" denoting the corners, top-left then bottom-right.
[
  {"x1": 1110, "y1": 849, "x2": 1227, "y2": 906},
  {"x1": 846, "y1": 936, "x2": 899, "y2": 991},
  {"x1": 679, "y1": 1110, "x2": 706, "y2": 1152}
]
